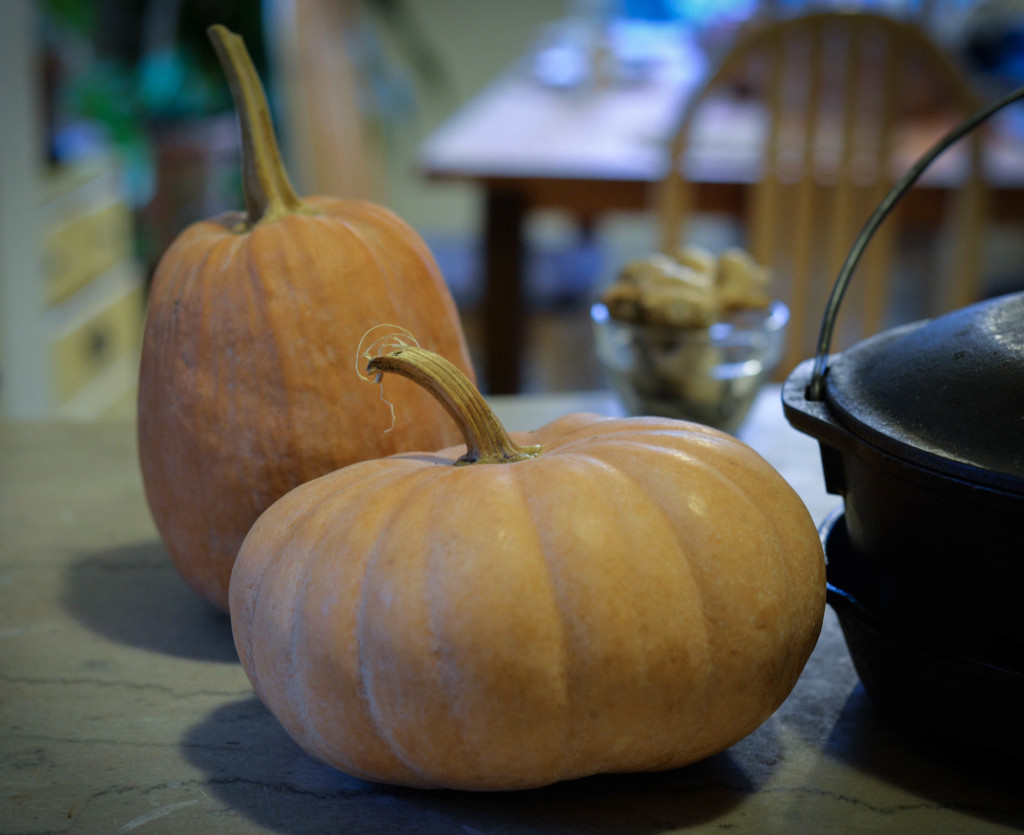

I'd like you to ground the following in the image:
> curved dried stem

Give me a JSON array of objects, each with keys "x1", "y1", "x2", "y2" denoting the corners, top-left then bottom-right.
[
  {"x1": 367, "y1": 347, "x2": 540, "y2": 465},
  {"x1": 208, "y1": 24, "x2": 308, "y2": 227}
]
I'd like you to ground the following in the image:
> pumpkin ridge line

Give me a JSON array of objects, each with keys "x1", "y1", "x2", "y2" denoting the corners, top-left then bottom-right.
[
  {"x1": 138, "y1": 237, "x2": 215, "y2": 560},
  {"x1": 421, "y1": 469, "x2": 502, "y2": 778},
  {"x1": 217, "y1": 238, "x2": 272, "y2": 545},
  {"x1": 241, "y1": 229, "x2": 297, "y2": 476},
  {"x1": 565, "y1": 447, "x2": 714, "y2": 765},
  {"x1": 316, "y1": 215, "x2": 431, "y2": 350},
  {"x1": 242, "y1": 495, "x2": 322, "y2": 698},
  {"x1": 328, "y1": 215, "x2": 453, "y2": 351},
  {"x1": 327, "y1": 216, "x2": 402, "y2": 307},
  {"x1": 283, "y1": 489, "x2": 358, "y2": 748},
  {"x1": 161, "y1": 229, "x2": 222, "y2": 313},
  {"x1": 235, "y1": 518, "x2": 271, "y2": 696},
  {"x1": 354, "y1": 466, "x2": 451, "y2": 786},
  {"x1": 291, "y1": 463, "x2": 416, "y2": 742},
  {"x1": 249, "y1": 231, "x2": 317, "y2": 483},
  {"x1": 371, "y1": 205, "x2": 463, "y2": 315},
  {"x1": 145, "y1": 229, "x2": 220, "y2": 370},
  {"x1": 508, "y1": 468, "x2": 574, "y2": 772},
  {"x1": 735, "y1": 468, "x2": 824, "y2": 710},
  {"x1": 237, "y1": 236, "x2": 285, "y2": 515},
  {"x1": 177, "y1": 239, "x2": 249, "y2": 599},
  {"x1": 548, "y1": 426, "x2": 719, "y2": 457},
  {"x1": 670, "y1": 445, "x2": 819, "y2": 749}
]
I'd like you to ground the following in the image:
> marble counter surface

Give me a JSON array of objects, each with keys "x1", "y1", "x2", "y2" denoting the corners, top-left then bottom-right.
[{"x1": 2, "y1": 388, "x2": 1022, "y2": 834}]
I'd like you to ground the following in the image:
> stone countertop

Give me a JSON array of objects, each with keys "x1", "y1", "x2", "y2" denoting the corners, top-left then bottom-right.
[{"x1": 2, "y1": 388, "x2": 1022, "y2": 834}]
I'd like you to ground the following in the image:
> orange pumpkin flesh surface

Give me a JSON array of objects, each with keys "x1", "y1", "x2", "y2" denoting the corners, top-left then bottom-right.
[
  {"x1": 137, "y1": 27, "x2": 473, "y2": 611},
  {"x1": 230, "y1": 347, "x2": 826, "y2": 791}
]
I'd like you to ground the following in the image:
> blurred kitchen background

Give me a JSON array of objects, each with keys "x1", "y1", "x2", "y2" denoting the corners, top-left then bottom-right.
[{"x1": 2, "y1": 0, "x2": 1023, "y2": 418}]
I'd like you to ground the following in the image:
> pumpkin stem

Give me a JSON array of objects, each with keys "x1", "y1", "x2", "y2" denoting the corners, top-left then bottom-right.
[
  {"x1": 208, "y1": 24, "x2": 307, "y2": 227},
  {"x1": 367, "y1": 347, "x2": 541, "y2": 465}
]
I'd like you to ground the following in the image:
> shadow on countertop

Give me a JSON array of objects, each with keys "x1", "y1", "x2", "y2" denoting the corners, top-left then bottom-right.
[
  {"x1": 182, "y1": 694, "x2": 762, "y2": 835},
  {"x1": 61, "y1": 539, "x2": 238, "y2": 663},
  {"x1": 823, "y1": 684, "x2": 1024, "y2": 829}
]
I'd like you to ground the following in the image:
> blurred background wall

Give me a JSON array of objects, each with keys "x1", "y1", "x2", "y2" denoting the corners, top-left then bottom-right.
[{"x1": 2, "y1": 0, "x2": 1020, "y2": 416}]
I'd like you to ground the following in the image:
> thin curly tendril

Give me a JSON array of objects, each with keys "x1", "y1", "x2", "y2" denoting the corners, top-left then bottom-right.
[{"x1": 354, "y1": 325, "x2": 421, "y2": 432}]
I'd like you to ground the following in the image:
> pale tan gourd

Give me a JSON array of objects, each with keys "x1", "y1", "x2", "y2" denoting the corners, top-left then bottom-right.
[{"x1": 229, "y1": 346, "x2": 826, "y2": 791}]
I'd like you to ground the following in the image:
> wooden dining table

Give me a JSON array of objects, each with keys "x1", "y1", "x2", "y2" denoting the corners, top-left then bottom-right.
[
  {"x1": 418, "y1": 38, "x2": 1024, "y2": 394},
  {"x1": 4, "y1": 386, "x2": 1023, "y2": 832}
]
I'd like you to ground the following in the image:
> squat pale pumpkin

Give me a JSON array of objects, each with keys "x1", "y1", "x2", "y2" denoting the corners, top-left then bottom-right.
[
  {"x1": 230, "y1": 347, "x2": 825, "y2": 791},
  {"x1": 137, "y1": 27, "x2": 473, "y2": 611}
]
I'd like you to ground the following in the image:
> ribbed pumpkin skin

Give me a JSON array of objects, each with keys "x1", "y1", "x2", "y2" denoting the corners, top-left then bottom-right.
[
  {"x1": 230, "y1": 413, "x2": 825, "y2": 791},
  {"x1": 137, "y1": 196, "x2": 474, "y2": 611}
]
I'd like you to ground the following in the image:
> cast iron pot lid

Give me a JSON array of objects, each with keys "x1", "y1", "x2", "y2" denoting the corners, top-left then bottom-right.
[
  {"x1": 794, "y1": 85, "x2": 1024, "y2": 494},
  {"x1": 821, "y1": 291, "x2": 1024, "y2": 494}
]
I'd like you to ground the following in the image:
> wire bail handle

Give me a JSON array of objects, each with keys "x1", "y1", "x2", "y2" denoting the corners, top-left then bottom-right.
[{"x1": 806, "y1": 84, "x2": 1024, "y2": 402}]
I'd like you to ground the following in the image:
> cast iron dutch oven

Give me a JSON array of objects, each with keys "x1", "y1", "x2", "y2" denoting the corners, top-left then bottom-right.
[{"x1": 782, "y1": 87, "x2": 1024, "y2": 757}]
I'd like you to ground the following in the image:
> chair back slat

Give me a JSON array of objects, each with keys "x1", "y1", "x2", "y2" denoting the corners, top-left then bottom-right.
[{"x1": 658, "y1": 12, "x2": 987, "y2": 379}]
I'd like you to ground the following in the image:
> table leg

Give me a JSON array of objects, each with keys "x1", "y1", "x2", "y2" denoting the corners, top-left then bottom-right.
[{"x1": 482, "y1": 188, "x2": 526, "y2": 394}]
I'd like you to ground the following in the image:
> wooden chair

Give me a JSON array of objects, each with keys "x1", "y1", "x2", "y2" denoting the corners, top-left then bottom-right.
[{"x1": 659, "y1": 12, "x2": 988, "y2": 378}]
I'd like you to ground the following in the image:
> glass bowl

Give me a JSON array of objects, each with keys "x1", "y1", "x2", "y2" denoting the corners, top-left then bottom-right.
[{"x1": 591, "y1": 299, "x2": 789, "y2": 433}]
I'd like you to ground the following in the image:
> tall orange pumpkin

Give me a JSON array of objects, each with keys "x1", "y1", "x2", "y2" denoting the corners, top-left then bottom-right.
[{"x1": 137, "y1": 25, "x2": 474, "y2": 611}]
